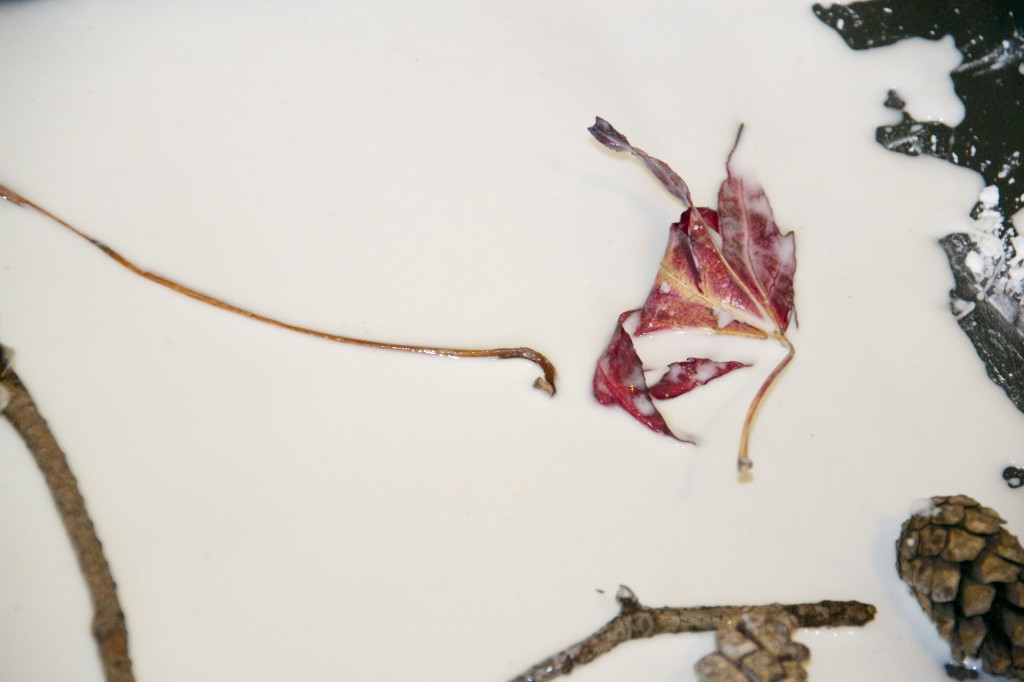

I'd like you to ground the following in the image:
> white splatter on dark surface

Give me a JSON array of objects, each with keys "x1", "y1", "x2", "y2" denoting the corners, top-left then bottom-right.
[{"x1": 814, "y1": 0, "x2": 1024, "y2": 412}]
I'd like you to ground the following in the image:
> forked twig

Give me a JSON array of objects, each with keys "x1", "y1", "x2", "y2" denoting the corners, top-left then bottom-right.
[
  {"x1": 0, "y1": 348, "x2": 134, "y2": 681},
  {"x1": 508, "y1": 586, "x2": 875, "y2": 682},
  {"x1": 0, "y1": 182, "x2": 557, "y2": 394}
]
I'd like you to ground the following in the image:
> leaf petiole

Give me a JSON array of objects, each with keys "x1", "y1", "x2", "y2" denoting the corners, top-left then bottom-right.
[
  {"x1": 0, "y1": 182, "x2": 556, "y2": 394},
  {"x1": 737, "y1": 333, "x2": 795, "y2": 474}
]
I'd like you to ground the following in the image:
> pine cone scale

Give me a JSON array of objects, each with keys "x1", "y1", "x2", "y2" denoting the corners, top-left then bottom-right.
[
  {"x1": 1006, "y1": 582, "x2": 1024, "y2": 608},
  {"x1": 919, "y1": 526, "x2": 949, "y2": 557},
  {"x1": 934, "y1": 503, "x2": 967, "y2": 525},
  {"x1": 694, "y1": 653, "x2": 747, "y2": 682},
  {"x1": 941, "y1": 528, "x2": 987, "y2": 562},
  {"x1": 741, "y1": 650, "x2": 786, "y2": 681},
  {"x1": 965, "y1": 508, "x2": 1004, "y2": 534},
  {"x1": 957, "y1": 615, "x2": 987, "y2": 658},
  {"x1": 694, "y1": 607, "x2": 809, "y2": 682},
  {"x1": 931, "y1": 561, "x2": 962, "y2": 602},
  {"x1": 960, "y1": 580, "x2": 997, "y2": 617},
  {"x1": 1002, "y1": 609, "x2": 1024, "y2": 647},
  {"x1": 994, "y1": 531, "x2": 1024, "y2": 564},
  {"x1": 972, "y1": 550, "x2": 1021, "y2": 584},
  {"x1": 982, "y1": 636, "x2": 1013, "y2": 676}
]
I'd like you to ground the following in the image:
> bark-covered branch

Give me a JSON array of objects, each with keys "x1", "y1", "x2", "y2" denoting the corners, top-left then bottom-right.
[
  {"x1": 0, "y1": 348, "x2": 134, "y2": 682},
  {"x1": 508, "y1": 586, "x2": 875, "y2": 682}
]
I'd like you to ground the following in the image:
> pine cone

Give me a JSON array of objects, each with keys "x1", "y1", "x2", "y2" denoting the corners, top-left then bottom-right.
[
  {"x1": 694, "y1": 606, "x2": 810, "y2": 681},
  {"x1": 897, "y1": 495, "x2": 1024, "y2": 679}
]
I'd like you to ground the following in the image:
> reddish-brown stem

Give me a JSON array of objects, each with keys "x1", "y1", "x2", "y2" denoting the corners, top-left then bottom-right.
[
  {"x1": 1, "y1": 355, "x2": 134, "y2": 682},
  {"x1": 737, "y1": 334, "x2": 795, "y2": 474},
  {"x1": 0, "y1": 182, "x2": 557, "y2": 395}
]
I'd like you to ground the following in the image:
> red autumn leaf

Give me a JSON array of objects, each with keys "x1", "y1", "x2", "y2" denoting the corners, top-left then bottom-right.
[{"x1": 589, "y1": 118, "x2": 796, "y2": 471}]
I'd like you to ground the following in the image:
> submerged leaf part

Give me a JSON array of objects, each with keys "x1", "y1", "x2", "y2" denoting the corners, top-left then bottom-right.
[
  {"x1": 592, "y1": 311, "x2": 682, "y2": 441},
  {"x1": 589, "y1": 119, "x2": 797, "y2": 471},
  {"x1": 649, "y1": 358, "x2": 749, "y2": 400}
]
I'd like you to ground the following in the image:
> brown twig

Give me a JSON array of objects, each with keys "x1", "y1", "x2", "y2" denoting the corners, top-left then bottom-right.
[
  {"x1": 508, "y1": 586, "x2": 876, "y2": 682},
  {"x1": 0, "y1": 182, "x2": 557, "y2": 394},
  {"x1": 1, "y1": 350, "x2": 134, "y2": 682}
]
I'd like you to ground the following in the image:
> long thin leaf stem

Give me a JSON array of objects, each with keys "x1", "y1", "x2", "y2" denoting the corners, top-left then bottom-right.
[
  {"x1": 0, "y1": 353, "x2": 134, "y2": 682},
  {"x1": 737, "y1": 334, "x2": 795, "y2": 474},
  {"x1": 0, "y1": 183, "x2": 556, "y2": 394},
  {"x1": 508, "y1": 586, "x2": 875, "y2": 682}
]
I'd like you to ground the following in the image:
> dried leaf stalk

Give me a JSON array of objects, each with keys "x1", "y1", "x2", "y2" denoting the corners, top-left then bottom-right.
[
  {"x1": 0, "y1": 350, "x2": 134, "y2": 681},
  {"x1": 0, "y1": 182, "x2": 557, "y2": 394},
  {"x1": 508, "y1": 586, "x2": 875, "y2": 682}
]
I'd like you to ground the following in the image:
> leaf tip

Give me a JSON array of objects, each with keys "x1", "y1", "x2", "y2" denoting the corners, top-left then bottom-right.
[
  {"x1": 726, "y1": 123, "x2": 746, "y2": 169},
  {"x1": 588, "y1": 116, "x2": 631, "y2": 152},
  {"x1": 588, "y1": 116, "x2": 610, "y2": 134}
]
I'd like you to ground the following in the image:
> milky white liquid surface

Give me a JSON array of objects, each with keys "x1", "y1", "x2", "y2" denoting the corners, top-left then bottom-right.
[{"x1": 0, "y1": 2, "x2": 1018, "y2": 681}]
